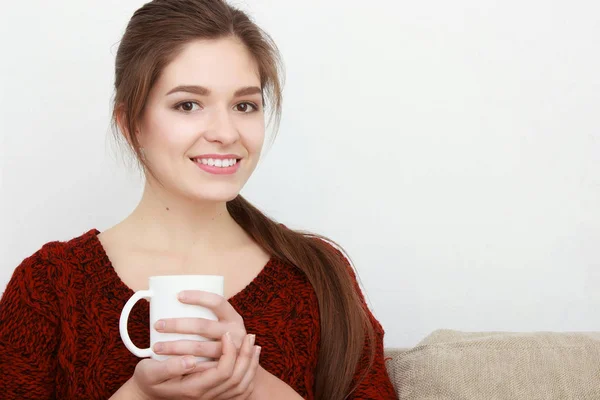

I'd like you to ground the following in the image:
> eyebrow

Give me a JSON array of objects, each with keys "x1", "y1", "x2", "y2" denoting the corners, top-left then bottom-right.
[{"x1": 166, "y1": 85, "x2": 262, "y2": 97}]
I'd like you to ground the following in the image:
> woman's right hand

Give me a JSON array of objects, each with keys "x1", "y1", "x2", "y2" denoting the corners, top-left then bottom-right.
[{"x1": 117, "y1": 332, "x2": 260, "y2": 400}]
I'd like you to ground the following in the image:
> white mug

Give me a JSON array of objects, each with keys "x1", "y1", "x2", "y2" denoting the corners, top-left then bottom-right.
[{"x1": 119, "y1": 275, "x2": 224, "y2": 361}]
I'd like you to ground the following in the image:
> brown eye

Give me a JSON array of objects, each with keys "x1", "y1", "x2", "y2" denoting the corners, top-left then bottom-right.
[
  {"x1": 235, "y1": 102, "x2": 257, "y2": 113},
  {"x1": 176, "y1": 101, "x2": 201, "y2": 112}
]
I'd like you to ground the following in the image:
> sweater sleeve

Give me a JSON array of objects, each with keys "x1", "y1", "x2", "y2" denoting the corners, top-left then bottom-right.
[
  {"x1": 348, "y1": 312, "x2": 397, "y2": 399},
  {"x1": 333, "y1": 248, "x2": 398, "y2": 400},
  {"x1": 0, "y1": 250, "x2": 60, "y2": 399}
]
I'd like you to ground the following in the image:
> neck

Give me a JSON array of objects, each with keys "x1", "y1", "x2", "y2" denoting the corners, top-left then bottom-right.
[{"x1": 123, "y1": 180, "x2": 241, "y2": 254}]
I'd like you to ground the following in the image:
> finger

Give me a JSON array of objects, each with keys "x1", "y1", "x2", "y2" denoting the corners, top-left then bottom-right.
[
  {"x1": 159, "y1": 359, "x2": 219, "y2": 395},
  {"x1": 214, "y1": 346, "x2": 261, "y2": 400},
  {"x1": 136, "y1": 356, "x2": 197, "y2": 384},
  {"x1": 188, "y1": 361, "x2": 219, "y2": 373},
  {"x1": 178, "y1": 332, "x2": 238, "y2": 393},
  {"x1": 158, "y1": 361, "x2": 218, "y2": 393},
  {"x1": 205, "y1": 334, "x2": 256, "y2": 398},
  {"x1": 156, "y1": 317, "x2": 225, "y2": 339},
  {"x1": 197, "y1": 332, "x2": 237, "y2": 385},
  {"x1": 227, "y1": 334, "x2": 256, "y2": 386},
  {"x1": 235, "y1": 346, "x2": 261, "y2": 396},
  {"x1": 154, "y1": 339, "x2": 222, "y2": 359},
  {"x1": 178, "y1": 291, "x2": 241, "y2": 322},
  {"x1": 216, "y1": 332, "x2": 238, "y2": 377}
]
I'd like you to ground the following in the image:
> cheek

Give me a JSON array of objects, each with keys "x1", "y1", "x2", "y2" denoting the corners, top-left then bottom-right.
[
  {"x1": 144, "y1": 110, "x2": 199, "y2": 152},
  {"x1": 242, "y1": 119, "x2": 266, "y2": 153}
]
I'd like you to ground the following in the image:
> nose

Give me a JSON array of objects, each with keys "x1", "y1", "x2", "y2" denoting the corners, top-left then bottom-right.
[{"x1": 204, "y1": 107, "x2": 240, "y2": 146}]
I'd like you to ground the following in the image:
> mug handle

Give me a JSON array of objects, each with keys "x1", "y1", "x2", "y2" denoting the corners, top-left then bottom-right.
[{"x1": 119, "y1": 290, "x2": 154, "y2": 358}]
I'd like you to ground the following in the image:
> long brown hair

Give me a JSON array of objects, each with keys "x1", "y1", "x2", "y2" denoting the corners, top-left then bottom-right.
[{"x1": 111, "y1": 1, "x2": 375, "y2": 398}]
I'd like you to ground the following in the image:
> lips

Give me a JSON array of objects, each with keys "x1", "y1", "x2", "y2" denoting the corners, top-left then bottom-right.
[
  {"x1": 190, "y1": 156, "x2": 242, "y2": 175},
  {"x1": 192, "y1": 157, "x2": 238, "y2": 168}
]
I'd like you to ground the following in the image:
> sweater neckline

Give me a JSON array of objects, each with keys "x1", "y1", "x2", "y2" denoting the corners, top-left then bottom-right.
[{"x1": 85, "y1": 228, "x2": 280, "y2": 310}]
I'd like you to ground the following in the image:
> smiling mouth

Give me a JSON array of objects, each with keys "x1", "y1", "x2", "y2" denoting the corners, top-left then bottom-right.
[{"x1": 190, "y1": 157, "x2": 240, "y2": 168}]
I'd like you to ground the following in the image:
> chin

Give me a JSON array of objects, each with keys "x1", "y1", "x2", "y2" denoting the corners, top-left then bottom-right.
[
  {"x1": 185, "y1": 187, "x2": 241, "y2": 203},
  {"x1": 167, "y1": 174, "x2": 247, "y2": 204}
]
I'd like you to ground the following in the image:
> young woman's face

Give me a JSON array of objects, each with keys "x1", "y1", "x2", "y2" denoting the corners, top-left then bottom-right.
[{"x1": 136, "y1": 37, "x2": 265, "y2": 202}]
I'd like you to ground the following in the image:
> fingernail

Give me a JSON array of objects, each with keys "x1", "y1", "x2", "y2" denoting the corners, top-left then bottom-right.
[
  {"x1": 255, "y1": 346, "x2": 261, "y2": 357},
  {"x1": 182, "y1": 357, "x2": 195, "y2": 369},
  {"x1": 154, "y1": 343, "x2": 163, "y2": 353},
  {"x1": 178, "y1": 292, "x2": 186, "y2": 301},
  {"x1": 225, "y1": 331, "x2": 233, "y2": 343},
  {"x1": 155, "y1": 320, "x2": 165, "y2": 330},
  {"x1": 249, "y1": 334, "x2": 256, "y2": 346}
]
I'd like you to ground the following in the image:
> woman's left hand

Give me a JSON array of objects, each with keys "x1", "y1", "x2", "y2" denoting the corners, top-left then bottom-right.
[{"x1": 153, "y1": 290, "x2": 259, "y2": 399}]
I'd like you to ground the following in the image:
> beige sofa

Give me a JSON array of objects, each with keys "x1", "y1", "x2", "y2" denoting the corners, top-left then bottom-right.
[{"x1": 384, "y1": 329, "x2": 600, "y2": 399}]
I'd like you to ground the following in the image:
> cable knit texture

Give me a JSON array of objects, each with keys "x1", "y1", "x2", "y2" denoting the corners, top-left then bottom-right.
[{"x1": 0, "y1": 229, "x2": 396, "y2": 399}]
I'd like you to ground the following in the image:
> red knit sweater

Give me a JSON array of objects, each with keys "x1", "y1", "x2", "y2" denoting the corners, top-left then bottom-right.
[{"x1": 0, "y1": 229, "x2": 396, "y2": 399}]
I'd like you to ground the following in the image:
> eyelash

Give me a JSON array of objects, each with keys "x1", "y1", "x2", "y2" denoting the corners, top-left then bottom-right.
[{"x1": 173, "y1": 101, "x2": 259, "y2": 113}]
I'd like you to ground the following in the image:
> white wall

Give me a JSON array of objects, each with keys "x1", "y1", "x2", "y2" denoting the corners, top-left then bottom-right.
[{"x1": 1, "y1": 0, "x2": 599, "y2": 348}]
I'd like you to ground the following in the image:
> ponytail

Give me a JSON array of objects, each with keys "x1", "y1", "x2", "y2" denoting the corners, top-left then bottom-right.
[{"x1": 227, "y1": 195, "x2": 375, "y2": 399}]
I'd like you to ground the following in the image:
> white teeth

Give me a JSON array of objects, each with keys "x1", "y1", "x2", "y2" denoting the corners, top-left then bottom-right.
[{"x1": 194, "y1": 158, "x2": 238, "y2": 168}]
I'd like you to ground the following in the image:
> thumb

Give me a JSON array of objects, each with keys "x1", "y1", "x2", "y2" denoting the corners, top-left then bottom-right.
[{"x1": 137, "y1": 356, "x2": 197, "y2": 384}]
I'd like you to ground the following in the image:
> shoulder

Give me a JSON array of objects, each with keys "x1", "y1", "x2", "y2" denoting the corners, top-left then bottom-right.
[
  {"x1": 310, "y1": 236, "x2": 386, "y2": 334},
  {"x1": 278, "y1": 224, "x2": 359, "y2": 285},
  {"x1": 307, "y1": 235, "x2": 360, "y2": 281},
  {"x1": 14, "y1": 229, "x2": 100, "y2": 271},
  {"x1": 5, "y1": 229, "x2": 102, "y2": 298}
]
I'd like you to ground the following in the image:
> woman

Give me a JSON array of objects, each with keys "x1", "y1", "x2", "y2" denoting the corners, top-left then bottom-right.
[{"x1": 0, "y1": 0, "x2": 396, "y2": 399}]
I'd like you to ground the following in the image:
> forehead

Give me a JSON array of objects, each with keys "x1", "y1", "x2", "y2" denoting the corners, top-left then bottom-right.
[{"x1": 156, "y1": 37, "x2": 261, "y2": 94}]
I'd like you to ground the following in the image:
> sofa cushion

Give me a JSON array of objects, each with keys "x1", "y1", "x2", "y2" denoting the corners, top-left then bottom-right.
[{"x1": 384, "y1": 329, "x2": 600, "y2": 400}]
